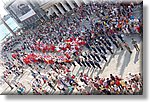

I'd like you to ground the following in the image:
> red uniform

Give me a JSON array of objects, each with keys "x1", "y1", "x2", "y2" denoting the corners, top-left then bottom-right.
[{"x1": 12, "y1": 53, "x2": 18, "y2": 59}]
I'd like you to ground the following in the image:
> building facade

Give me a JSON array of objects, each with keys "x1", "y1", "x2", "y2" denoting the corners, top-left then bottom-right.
[
  {"x1": 36, "y1": 0, "x2": 90, "y2": 17},
  {"x1": 4, "y1": 0, "x2": 48, "y2": 29},
  {"x1": 4, "y1": 0, "x2": 102, "y2": 28}
]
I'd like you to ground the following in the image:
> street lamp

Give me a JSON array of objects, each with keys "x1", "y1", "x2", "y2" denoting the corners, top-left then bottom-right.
[{"x1": 0, "y1": 14, "x2": 16, "y2": 36}]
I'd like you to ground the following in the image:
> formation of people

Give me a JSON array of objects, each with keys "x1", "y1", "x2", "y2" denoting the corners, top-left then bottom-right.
[{"x1": 0, "y1": 1, "x2": 142, "y2": 95}]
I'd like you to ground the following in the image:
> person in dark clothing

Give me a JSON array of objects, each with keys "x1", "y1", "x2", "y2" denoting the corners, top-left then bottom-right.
[
  {"x1": 76, "y1": 59, "x2": 82, "y2": 66},
  {"x1": 110, "y1": 74, "x2": 115, "y2": 81},
  {"x1": 85, "y1": 60, "x2": 91, "y2": 68},
  {"x1": 60, "y1": 79, "x2": 69, "y2": 88},
  {"x1": 50, "y1": 65, "x2": 58, "y2": 73},
  {"x1": 117, "y1": 40, "x2": 124, "y2": 50},
  {"x1": 94, "y1": 54, "x2": 101, "y2": 62},
  {"x1": 132, "y1": 38, "x2": 140, "y2": 52},
  {"x1": 81, "y1": 60, "x2": 86, "y2": 67},
  {"x1": 80, "y1": 78, "x2": 88, "y2": 85},
  {"x1": 94, "y1": 62, "x2": 102, "y2": 69},
  {"x1": 55, "y1": 61, "x2": 59, "y2": 64},
  {"x1": 97, "y1": 40, "x2": 102, "y2": 45},
  {"x1": 90, "y1": 53, "x2": 97, "y2": 61},
  {"x1": 101, "y1": 40, "x2": 107, "y2": 47},
  {"x1": 106, "y1": 78, "x2": 111, "y2": 86},
  {"x1": 31, "y1": 70, "x2": 37, "y2": 78},
  {"x1": 106, "y1": 45, "x2": 114, "y2": 54},
  {"x1": 28, "y1": 64, "x2": 32, "y2": 68},
  {"x1": 100, "y1": 45, "x2": 107, "y2": 54},
  {"x1": 69, "y1": 79, "x2": 78, "y2": 86},
  {"x1": 89, "y1": 60, "x2": 95, "y2": 68},
  {"x1": 112, "y1": 34, "x2": 117, "y2": 39},
  {"x1": 72, "y1": 61, "x2": 76, "y2": 67},
  {"x1": 73, "y1": 52, "x2": 77, "y2": 57},
  {"x1": 105, "y1": 39, "x2": 112, "y2": 47},
  {"x1": 108, "y1": 36, "x2": 114, "y2": 42},
  {"x1": 86, "y1": 43, "x2": 91, "y2": 50},
  {"x1": 81, "y1": 53, "x2": 87, "y2": 60},
  {"x1": 102, "y1": 89, "x2": 111, "y2": 95},
  {"x1": 96, "y1": 46, "x2": 102, "y2": 53},
  {"x1": 124, "y1": 42, "x2": 132, "y2": 54},
  {"x1": 87, "y1": 54, "x2": 92, "y2": 60},
  {"x1": 48, "y1": 81, "x2": 56, "y2": 91},
  {"x1": 17, "y1": 58, "x2": 24, "y2": 65},
  {"x1": 112, "y1": 40, "x2": 119, "y2": 48},
  {"x1": 117, "y1": 34, "x2": 125, "y2": 42},
  {"x1": 91, "y1": 46, "x2": 98, "y2": 53},
  {"x1": 101, "y1": 54, "x2": 107, "y2": 62}
]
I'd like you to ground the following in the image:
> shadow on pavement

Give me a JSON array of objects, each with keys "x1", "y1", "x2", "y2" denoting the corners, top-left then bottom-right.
[
  {"x1": 134, "y1": 51, "x2": 140, "y2": 64},
  {"x1": 120, "y1": 51, "x2": 132, "y2": 76},
  {"x1": 116, "y1": 50, "x2": 125, "y2": 68}
]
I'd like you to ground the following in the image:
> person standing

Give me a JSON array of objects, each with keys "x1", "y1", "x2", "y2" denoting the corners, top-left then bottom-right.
[
  {"x1": 94, "y1": 61, "x2": 102, "y2": 69},
  {"x1": 131, "y1": 38, "x2": 140, "y2": 52},
  {"x1": 124, "y1": 42, "x2": 132, "y2": 54},
  {"x1": 117, "y1": 34, "x2": 125, "y2": 42},
  {"x1": 101, "y1": 53, "x2": 107, "y2": 62},
  {"x1": 106, "y1": 45, "x2": 114, "y2": 54},
  {"x1": 81, "y1": 60, "x2": 87, "y2": 67},
  {"x1": 105, "y1": 39, "x2": 112, "y2": 47},
  {"x1": 90, "y1": 53, "x2": 97, "y2": 61},
  {"x1": 95, "y1": 46, "x2": 102, "y2": 53},
  {"x1": 117, "y1": 40, "x2": 124, "y2": 50},
  {"x1": 112, "y1": 39, "x2": 119, "y2": 49},
  {"x1": 100, "y1": 45, "x2": 107, "y2": 54},
  {"x1": 76, "y1": 59, "x2": 82, "y2": 66},
  {"x1": 89, "y1": 60, "x2": 95, "y2": 68},
  {"x1": 94, "y1": 53, "x2": 101, "y2": 62},
  {"x1": 91, "y1": 46, "x2": 98, "y2": 53},
  {"x1": 47, "y1": 81, "x2": 56, "y2": 91},
  {"x1": 85, "y1": 60, "x2": 91, "y2": 68}
]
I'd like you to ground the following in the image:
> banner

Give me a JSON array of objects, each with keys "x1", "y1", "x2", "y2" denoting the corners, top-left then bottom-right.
[{"x1": 9, "y1": 0, "x2": 36, "y2": 21}]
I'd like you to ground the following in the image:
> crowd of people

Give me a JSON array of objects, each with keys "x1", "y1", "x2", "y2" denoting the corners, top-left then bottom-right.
[
  {"x1": 29, "y1": 69, "x2": 143, "y2": 95},
  {"x1": 0, "y1": 1, "x2": 142, "y2": 95}
]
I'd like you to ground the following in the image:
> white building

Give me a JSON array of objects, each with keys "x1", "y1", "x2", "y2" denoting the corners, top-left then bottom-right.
[{"x1": 35, "y1": 0, "x2": 91, "y2": 17}]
